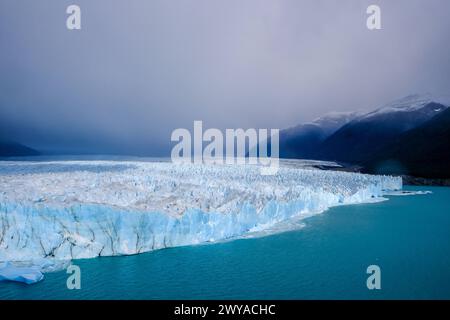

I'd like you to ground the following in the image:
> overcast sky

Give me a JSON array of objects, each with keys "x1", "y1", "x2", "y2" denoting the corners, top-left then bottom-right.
[{"x1": 1, "y1": 0, "x2": 449, "y2": 155}]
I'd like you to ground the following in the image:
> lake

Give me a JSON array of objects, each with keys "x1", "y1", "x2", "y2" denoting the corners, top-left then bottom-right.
[{"x1": 1, "y1": 186, "x2": 449, "y2": 299}]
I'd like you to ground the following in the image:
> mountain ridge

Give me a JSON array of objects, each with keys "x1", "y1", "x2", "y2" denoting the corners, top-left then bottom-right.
[
  {"x1": 278, "y1": 94, "x2": 450, "y2": 179},
  {"x1": 0, "y1": 140, "x2": 40, "y2": 157}
]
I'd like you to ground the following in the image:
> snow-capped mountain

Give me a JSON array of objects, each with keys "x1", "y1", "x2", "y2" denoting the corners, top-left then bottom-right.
[
  {"x1": 350, "y1": 94, "x2": 449, "y2": 131},
  {"x1": 357, "y1": 94, "x2": 444, "y2": 120},
  {"x1": 278, "y1": 94, "x2": 449, "y2": 165},
  {"x1": 317, "y1": 94, "x2": 449, "y2": 163},
  {"x1": 277, "y1": 93, "x2": 450, "y2": 178},
  {"x1": 278, "y1": 111, "x2": 360, "y2": 159},
  {"x1": 310, "y1": 111, "x2": 364, "y2": 136}
]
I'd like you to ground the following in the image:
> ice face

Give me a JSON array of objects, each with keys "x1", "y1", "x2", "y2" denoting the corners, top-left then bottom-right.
[{"x1": 0, "y1": 160, "x2": 402, "y2": 282}]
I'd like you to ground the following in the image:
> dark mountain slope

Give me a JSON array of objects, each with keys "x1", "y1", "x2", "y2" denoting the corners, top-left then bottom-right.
[
  {"x1": 316, "y1": 101, "x2": 447, "y2": 163},
  {"x1": 363, "y1": 107, "x2": 450, "y2": 179},
  {"x1": 0, "y1": 140, "x2": 40, "y2": 157},
  {"x1": 278, "y1": 112, "x2": 359, "y2": 159}
]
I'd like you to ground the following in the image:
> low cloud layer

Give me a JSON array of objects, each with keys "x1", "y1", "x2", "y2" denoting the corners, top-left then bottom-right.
[{"x1": 1, "y1": 0, "x2": 449, "y2": 155}]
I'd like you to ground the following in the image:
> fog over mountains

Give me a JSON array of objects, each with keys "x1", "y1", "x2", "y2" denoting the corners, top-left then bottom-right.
[
  {"x1": 2, "y1": 93, "x2": 449, "y2": 179},
  {"x1": 278, "y1": 111, "x2": 361, "y2": 159},
  {"x1": 279, "y1": 94, "x2": 450, "y2": 178},
  {"x1": 0, "y1": 140, "x2": 39, "y2": 157}
]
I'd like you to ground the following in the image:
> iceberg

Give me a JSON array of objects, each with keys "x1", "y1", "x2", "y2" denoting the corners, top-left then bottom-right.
[
  {"x1": 0, "y1": 160, "x2": 402, "y2": 283},
  {"x1": 0, "y1": 262, "x2": 43, "y2": 284}
]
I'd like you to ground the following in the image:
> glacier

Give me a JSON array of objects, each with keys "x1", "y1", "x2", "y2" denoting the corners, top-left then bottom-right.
[{"x1": 0, "y1": 160, "x2": 402, "y2": 284}]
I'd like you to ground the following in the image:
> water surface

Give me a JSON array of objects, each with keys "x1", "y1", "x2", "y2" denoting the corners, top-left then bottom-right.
[{"x1": 1, "y1": 186, "x2": 449, "y2": 299}]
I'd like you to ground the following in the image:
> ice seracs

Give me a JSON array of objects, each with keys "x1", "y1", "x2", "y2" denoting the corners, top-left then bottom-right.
[{"x1": 0, "y1": 160, "x2": 402, "y2": 283}]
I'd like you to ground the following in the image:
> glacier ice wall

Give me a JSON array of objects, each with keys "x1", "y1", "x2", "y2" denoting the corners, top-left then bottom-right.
[{"x1": 0, "y1": 160, "x2": 402, "y2": 277}]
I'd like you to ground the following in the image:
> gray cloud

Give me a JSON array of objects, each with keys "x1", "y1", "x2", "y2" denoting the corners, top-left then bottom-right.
[{"x1": 1, "y1": 0, "x2": 449, "y2": 155}]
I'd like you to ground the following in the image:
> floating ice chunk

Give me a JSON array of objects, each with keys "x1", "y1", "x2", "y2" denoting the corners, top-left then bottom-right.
[
  {"x1": 0, "y1": 262, "x2": 44, "y2": 284},
  {"x1": 384, "y1": 190, "x2": 432, "y2": 196}
]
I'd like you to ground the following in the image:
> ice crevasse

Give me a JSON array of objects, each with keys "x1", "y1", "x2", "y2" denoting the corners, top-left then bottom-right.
[{"x1": 0, "y1": 160, "x2": 402, "y2": 283}]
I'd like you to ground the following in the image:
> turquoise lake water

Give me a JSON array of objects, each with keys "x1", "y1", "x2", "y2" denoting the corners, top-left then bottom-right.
[{"x1": 1, "y1": 186, "x2": 449, "y2": 299}]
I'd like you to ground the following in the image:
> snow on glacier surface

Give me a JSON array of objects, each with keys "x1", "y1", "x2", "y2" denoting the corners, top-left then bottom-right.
[{"x1": 0, "y1": 160, "x2": 402, "y2": 282}]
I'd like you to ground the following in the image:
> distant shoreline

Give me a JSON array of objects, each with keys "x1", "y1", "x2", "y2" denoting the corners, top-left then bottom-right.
[
  {"x1": 400, "y1": 175, "x2": 450, "y2": 187},
  {"x1": 312, "y1": 163, "x2": 450, "y2": 186}
]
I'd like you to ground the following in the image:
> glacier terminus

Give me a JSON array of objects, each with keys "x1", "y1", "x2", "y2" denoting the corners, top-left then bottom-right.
[{"x1": 0, "y1": 159, "x2": 402, "y2": 284}]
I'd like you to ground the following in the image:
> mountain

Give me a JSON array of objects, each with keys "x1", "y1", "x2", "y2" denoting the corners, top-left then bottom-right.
[
  {"x1": 363, "y1": 107, "x2": 450, "y2": 179},
  {"x1": 316, "y1": 95, "x2": 448, "y2": 163},
  {"x1": 0, "y1": 140, "x2": 40, "y2": 157},
  {"x1": 276, "y1": 94, "x2": 450, "y2": 179},
  {"x1": 278, "y1": 111, "x2": 360, "y2": 158}
]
